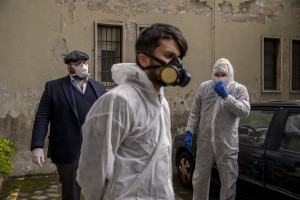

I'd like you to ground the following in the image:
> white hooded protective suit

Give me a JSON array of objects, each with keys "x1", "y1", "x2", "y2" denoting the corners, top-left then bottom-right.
[
  {"x1": 77, "y1": 63, "x2": 174, "y2": 200},
  {"x1": 186, "y1": 58, "x2": 250, "y2": 200}
]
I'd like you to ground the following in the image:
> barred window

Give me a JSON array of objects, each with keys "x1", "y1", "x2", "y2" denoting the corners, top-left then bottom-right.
[
  {"x1": 292, "y1": 40, "x2": 300, "y2": 90},
  {"x1": 97, "y1": 25, "x2": 122, "y2": 89},
  {"x1": 263, "y1": 37, "x2": 281, "y2": 91}
]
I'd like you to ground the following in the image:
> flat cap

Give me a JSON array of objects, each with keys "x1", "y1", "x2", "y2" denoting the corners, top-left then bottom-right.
[{"x1": 64, "y1": 50, "x2": 89, "y2": 64}]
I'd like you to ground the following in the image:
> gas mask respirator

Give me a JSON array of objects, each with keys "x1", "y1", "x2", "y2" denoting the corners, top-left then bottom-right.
[{"x1": 138, "y1": 52, "x2": 191, "y2": 87}]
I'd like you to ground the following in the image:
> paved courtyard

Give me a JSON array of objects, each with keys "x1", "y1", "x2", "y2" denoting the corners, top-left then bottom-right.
[{"x1": 1, "y1": 166, "x2": 218, "y2": 200}]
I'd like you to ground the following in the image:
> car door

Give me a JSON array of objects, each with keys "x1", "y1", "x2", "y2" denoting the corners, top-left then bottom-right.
[
  {"x1": 237, "y1": 107, "x2": 277, "y2": 199},
  {"x1": 264, "y1": 108, "x2": 300, "y2": 199}
]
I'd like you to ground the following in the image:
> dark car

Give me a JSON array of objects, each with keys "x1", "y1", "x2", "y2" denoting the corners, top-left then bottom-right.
[{"x1": 173, "y1": 100, "x2": 300, "y2": 199}]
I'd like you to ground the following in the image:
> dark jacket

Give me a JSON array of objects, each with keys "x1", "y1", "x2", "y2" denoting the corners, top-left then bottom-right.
[{"x1": 31, "y1": 75, "x2": 106, "y2": 164}]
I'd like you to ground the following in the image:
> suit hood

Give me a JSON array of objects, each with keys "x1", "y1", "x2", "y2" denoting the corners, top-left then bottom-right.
[{"x1": 211, "y1": 58, "x2": 234, "y2": 84}]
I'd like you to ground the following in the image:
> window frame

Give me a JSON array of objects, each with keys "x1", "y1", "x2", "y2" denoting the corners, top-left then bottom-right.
[
  {"x1": 238, "y1": 109, "x2": 276, "y2": 148},
  {"x1": 136, "y1": 24, "x2": 149, "y2": 38},
  {"x1": 290, "y1": 38, "x2": 300, "y2": 93},
  {"x1": 94, "y1": 21, "x2": 124, "y2": 88},
  {"x1": 279, "y1": 111, "x2": 300, "y2": 153},
  {"x1": 261, "y1": 36, "x2": 282, "y2": 92}
]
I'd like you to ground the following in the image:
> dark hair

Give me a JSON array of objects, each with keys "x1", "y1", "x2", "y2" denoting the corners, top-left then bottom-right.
[{"x1": 135, "y1": 23, "x2": 188, "y2": 59}]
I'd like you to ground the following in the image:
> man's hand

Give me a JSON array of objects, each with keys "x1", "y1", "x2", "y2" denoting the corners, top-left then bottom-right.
[
  {"x1": 184, "y1": 131, "x2": 193, "y2": 152},
  {"x1": 32, "y1": 148, "x2": 44, "y2": 167},
  {"x1": 213, "y1": 81, "x2": 229, "y2": 99}
]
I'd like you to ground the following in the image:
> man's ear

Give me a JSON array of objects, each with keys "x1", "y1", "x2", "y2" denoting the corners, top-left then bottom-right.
[
  {"x1": 67, "y1": 65, "x2": 71, "y2": 73},
  {"x1": 137, "y1": 53, "x2": 149, "y2": 68}
]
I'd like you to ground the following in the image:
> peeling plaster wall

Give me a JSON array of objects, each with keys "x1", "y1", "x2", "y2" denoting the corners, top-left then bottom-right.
[
  {"x1": 165, "y1": 89, "x2": 195, "y2": 140},
  {"x1": 214, "y1": 0, "x2": 300, "y2": 103},
  {"x1": 85, "y1": 0, "x2": 213, "y2": 16},
  {"x1": 0, "y1": 0, "x2": 299, "y2": 176},
  {"x1": 218, "y1": 0, "x2": 284, "y2": 24},
  {"x1": 291, "y1": 0, "x2": 300, "y2": 23}
]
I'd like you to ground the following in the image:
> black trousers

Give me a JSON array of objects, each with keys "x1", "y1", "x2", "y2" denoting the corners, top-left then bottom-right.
[{"x1": 56, "y1": 159, "x2": 81, "y2": 200}]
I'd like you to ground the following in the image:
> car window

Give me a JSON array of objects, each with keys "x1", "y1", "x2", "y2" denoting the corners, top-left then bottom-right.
[
  {"x1": 280, "y1": 113, "x2": 300, "y2": 153},
  {"x1": 238, "y1": 110, "x2": 274, "y2": 147}
]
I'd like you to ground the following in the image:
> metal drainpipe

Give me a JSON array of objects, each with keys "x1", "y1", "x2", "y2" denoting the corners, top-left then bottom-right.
[{"x1": 212, "y1": 0, "x2": 216, "y2": 64}]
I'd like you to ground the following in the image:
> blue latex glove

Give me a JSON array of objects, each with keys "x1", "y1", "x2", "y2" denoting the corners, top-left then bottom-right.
[
  {"x1": 184, "y1": 131, "x2": 193, "y2": 152},
  {"x1": 213, "y1": 81, "x2": 229, "y2": 99}
]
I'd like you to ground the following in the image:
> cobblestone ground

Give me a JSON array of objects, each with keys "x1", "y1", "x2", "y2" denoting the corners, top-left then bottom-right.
[
  {"x1": 173, "y1": 166, "x2": 194, "y2": 200},
  {"x1": 1, "y1": 175, "x2": 64, "y2": 200},
  {"x1": 0, "y1": 167, "x2": 217, "y2": 200},
  {"x1": 172, "y1": 166, "x2": 218, "y2": 200}
]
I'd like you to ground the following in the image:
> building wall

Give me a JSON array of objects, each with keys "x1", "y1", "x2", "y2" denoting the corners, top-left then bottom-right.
[{"x1": 0, "y1": 0, "x2": 299, "y2": 175}]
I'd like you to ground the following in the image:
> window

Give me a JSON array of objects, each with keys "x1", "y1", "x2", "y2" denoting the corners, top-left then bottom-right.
[
  {"x1": 101, "y1": 50, "x2": 115, "y2": 83},
  {"x1": 280, "y1": 113, "x2": 300, "y2": 153},
  {"x1": 262, "y1": 37, "x2": 282, "y2": 91},
  {"x1": 96, "y1": 24, "x2": 122, "y2": 89},
  {"x1": 291, "y1": 39, "x2": 300, "y2": 91},
  {"x1": 238, "y1": 110, "x2": 274, "y2": 147}
]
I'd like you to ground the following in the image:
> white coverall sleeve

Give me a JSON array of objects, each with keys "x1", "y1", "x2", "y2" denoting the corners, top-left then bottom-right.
[
  {"x1": 224, "y1": 85, "x2": 250, "y2": 119},
  {"x1": 186, "y1": 86, "x2": 202, "y2": 134},
  {"x1": 77, "y1": 94, "x2": 131, "y2": 200}
]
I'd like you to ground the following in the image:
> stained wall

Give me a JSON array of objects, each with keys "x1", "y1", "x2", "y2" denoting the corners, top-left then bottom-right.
[{"x1": 0, "y1": 0, "x2": 299, "y2": 175}]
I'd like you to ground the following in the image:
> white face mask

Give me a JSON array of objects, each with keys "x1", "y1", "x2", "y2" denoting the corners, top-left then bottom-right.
[
  {"x1": 71, "y1": 63, "x2": 89, "y2": 78},
  {"x1": 213, "y1": 76, "x2": 229, "y2": 86}
]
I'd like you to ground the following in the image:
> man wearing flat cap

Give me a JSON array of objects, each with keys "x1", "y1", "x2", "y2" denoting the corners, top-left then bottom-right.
[{"x1": 30, "y1": 50, "x2": 106, "y2": 200}]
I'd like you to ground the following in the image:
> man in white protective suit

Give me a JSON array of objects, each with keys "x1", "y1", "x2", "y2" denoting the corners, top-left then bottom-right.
[
  {"x1": 184, "y1": 58, "x2": 250, "y2": 200},
  {"x1": 77, "y1": 23, "x2": 191, "y2": 200}
]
